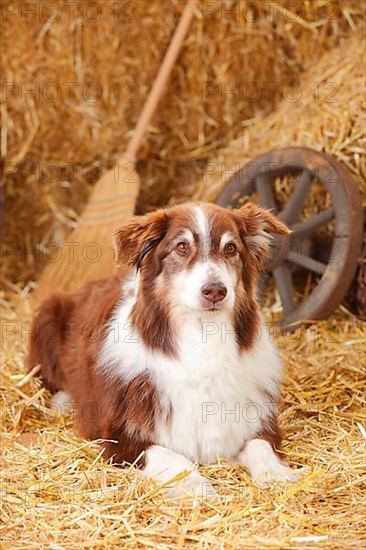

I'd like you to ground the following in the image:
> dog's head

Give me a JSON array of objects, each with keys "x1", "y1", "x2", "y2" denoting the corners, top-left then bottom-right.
[{"x1": 114, "y1": 202, "x2": 289, "y2": 315}]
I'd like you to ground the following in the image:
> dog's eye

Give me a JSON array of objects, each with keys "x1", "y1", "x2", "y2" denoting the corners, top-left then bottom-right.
[
  {"x1": 224, "y1": 242, "x2": 237, "y2": 256},
  {"x1": 176, "y1": 241, "x2": 190, "y2": 256}
]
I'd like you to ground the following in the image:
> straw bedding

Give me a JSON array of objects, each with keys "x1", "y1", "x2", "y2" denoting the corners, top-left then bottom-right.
[
  {"x1": 1, "y1": 296, "x2": 365, "y2": 549},
  {"x1": 1, "y1": 1, "x2": 366, "y2": 548}
]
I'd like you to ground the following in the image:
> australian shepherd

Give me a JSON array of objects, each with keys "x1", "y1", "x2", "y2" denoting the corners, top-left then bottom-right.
[{"x1": 28, "y1": 202, "x2": 303, "y2": 496}]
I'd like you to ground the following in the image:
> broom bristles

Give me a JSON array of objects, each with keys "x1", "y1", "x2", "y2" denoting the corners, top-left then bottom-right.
[
  {"x1": 32, "y1": 1, "x2": 199, "y2": 302},
  {"x1": 33, "y1": 159, "x2": 140, "y2": 301}
]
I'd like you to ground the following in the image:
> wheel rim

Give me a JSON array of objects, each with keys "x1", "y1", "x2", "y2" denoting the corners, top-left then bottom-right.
[{"x1": 216, "y1": 147, "x2": 364, "y2": 326}]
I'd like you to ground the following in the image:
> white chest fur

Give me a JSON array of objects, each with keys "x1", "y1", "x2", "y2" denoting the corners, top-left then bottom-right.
[{"x1": 99, "y1": 289, "x2": 283, "y2": 464}]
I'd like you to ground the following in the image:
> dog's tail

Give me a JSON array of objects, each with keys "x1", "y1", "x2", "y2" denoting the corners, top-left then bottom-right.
[{"x1": 28, "y1": 292, "x2": 73, "y2": 393}]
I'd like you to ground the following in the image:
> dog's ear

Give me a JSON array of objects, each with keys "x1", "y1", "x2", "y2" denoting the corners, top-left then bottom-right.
[
  {"x1": 233, "y1": 202, "x2": 290, "y2": 264},
  {"x1": 114, "y1": 209, "x2": 169, "y2": 268}
]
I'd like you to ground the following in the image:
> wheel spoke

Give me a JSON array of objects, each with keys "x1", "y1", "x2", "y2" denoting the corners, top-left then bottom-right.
[
  {"x1": 291, "y1": 207, "x2": 334, "y2": 237},
  {"x1": 255, "y1": 177, "x2": 277, "y2": 211},
  {"x1": 288, "y1": 254, "x2": 327, "y2": 275},
  {"x1": 272, "y1": 265, "x2": 296, "y2": 315},
  {"x1": 280, "y1": 170, "x2": 313, "y2": 224}
]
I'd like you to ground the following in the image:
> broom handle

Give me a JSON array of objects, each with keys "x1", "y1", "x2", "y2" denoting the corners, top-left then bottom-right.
[{"x1": 124, "y1": 0, "x2": 197, "y2": 161}]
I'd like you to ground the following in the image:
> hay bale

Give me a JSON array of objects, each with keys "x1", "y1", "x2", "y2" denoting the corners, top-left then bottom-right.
[
  {"x1": 2, "y1": 0, "x2": 365, "y2": 285},
  {"x1": 193, "y1": 27, "x2": 366, "y2": 204}
]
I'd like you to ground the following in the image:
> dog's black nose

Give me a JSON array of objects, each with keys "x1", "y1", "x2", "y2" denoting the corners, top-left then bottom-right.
[{"x1": 201, "y1": 282, "x2": 227, "y2": 303}]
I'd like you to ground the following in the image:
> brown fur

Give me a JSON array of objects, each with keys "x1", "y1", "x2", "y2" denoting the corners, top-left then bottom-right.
[
  {"x1": 28, "y1": 274, "x2": 158, "y2": 466},
  {"x1": 257, "y1": 414, "x2": 283, "y2": 453}
]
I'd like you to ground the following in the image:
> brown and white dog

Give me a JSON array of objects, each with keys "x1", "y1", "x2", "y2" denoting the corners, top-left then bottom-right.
[{"x1": 28, "y1": 202, "x2": 302, "y2": 496}]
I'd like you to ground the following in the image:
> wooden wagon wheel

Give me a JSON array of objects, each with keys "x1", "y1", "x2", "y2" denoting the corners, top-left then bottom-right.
[{"x1": 216, "y1": 147, "x2": 364, "y2": 326}]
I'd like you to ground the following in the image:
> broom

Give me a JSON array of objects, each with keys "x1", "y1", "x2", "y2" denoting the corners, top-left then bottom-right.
[{"x1": 34, "y1": 0, "x2": 198, "y2": 300}]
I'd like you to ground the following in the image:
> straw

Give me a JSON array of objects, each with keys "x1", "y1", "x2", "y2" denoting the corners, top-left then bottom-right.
[{"x1": 1, "y1": 292, "x2": 365, "y2": 548}]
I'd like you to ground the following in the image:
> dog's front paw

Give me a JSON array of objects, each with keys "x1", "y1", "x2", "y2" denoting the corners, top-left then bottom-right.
[
  {"x1": 238, "y1": 439, "x2": 306, "y2": 487},
  {"x1": 170, "y1": 471, "x2": 217, "y2": 499},
  {"x1": 252, "y1": 463, "x2": 307, "y2": 486},
  {"x1": 144, "y1": 446, "x2": 218, "y2": 500}
]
